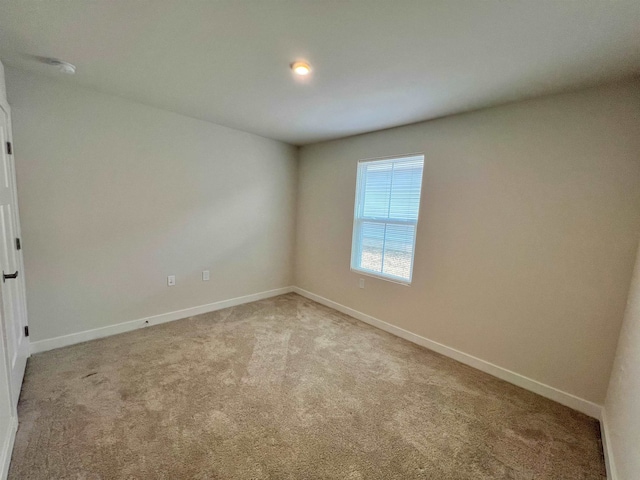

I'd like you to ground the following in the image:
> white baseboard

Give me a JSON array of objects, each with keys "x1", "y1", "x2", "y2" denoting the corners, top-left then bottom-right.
[
  {"x1": 29, "y1": 284, "x2": 602, "y2": 420},
  {"x1": 600, "y1": 409, "x2": 617, "y2": 480},
  {"x1": 0, "y1": 416, "x2": 17, "y2": 480},
  {"x1": 292, "y1": 287, "x2": 602, "y2": 419},
  {"x1": 30, "y1": 286, "x2": 294, "y2": 354}
]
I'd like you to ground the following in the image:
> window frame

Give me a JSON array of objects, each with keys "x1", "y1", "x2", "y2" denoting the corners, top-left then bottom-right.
[{"x1": 350, "y1": 153, "x2": 425, "y2": 285}]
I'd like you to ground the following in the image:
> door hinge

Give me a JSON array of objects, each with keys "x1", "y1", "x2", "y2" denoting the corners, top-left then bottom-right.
[
  {"x1": 5, "y1": 142, "x2": 11, "y2": 155},
  {"x1": 24, "y1": 326, "x2": 29, "y2": 337},
  {"x1": 15, "y1": 238, "x2": 21, "y2": 251}
]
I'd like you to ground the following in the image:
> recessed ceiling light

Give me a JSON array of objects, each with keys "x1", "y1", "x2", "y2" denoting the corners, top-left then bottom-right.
[
  {"x1": 43, "y1": 58, "x2": 76, "y2": 74},
  {"x1": 291, "y1": 61, "x2": 311, "y2": 76}
]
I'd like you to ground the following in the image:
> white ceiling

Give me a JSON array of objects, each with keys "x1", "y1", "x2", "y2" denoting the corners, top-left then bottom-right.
[{"x1": 0, "y1": 0, "x2": 639, "y2": 145}]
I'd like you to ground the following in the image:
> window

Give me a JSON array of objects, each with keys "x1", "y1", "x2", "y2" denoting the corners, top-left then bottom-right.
[{"x1": 350, "y1": 154, "x2": 424, "y2": 284}]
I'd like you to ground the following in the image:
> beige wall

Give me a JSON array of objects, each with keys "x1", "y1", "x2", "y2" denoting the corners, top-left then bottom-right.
[
  {"x1": 295, "y1": 81, "x2": 640, "y2": 404},
  {"x1": 6, "y1": 68, "x2": 297, "y2": 342},
  {"x1": 604, "y1": 241, "x2": 640, "y2": 480}
]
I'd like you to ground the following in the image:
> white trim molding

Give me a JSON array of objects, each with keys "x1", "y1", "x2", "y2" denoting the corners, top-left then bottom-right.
[
  {"x1": 600, "y1": 409, "x2": 618, "y2": 480},
  {"x1": 30, "y1": 286, "x2": 293, "y2": 354},
  {"x1": 292, "y1": 286, "x2": 603, "y2": 419},
  {"x1": 0, "y1": 416, "x2": 17, "y2": 480},
  {"x1": 29, "y1": 284, "x2": 603, "y2": 420}
]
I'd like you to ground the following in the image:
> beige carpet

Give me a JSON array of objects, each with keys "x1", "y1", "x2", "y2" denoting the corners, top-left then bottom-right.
[{"x1": 10, "y1": 293, "x2": 605, "y2": 479}]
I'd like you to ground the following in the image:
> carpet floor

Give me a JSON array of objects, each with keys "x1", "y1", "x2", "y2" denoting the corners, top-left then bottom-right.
[{"x1": 9, "y1": 293, "x2": 605, "y2": 479}]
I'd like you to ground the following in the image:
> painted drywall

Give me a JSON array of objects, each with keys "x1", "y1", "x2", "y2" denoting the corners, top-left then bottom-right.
[
  {"x1": 603, "y1": 240, "x2": 640, "y2": 480},
  {"x1": 2, "y1": 2, "x2": 639, "y2": 145},
  {"x1": 295, "y1": 80, "x2": 640, "y2": 405},
  {"x1": 5, "y1": 68, "x2": 297, "y2": 343}
]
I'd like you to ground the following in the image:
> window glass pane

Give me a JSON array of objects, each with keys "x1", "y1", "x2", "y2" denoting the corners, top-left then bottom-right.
[
  {"x1": 381, "y1": 224, "x2": 415, "y2": 279},
  {"x1": 362, "y1": 163, "x2": 392, "y2": 218},
  {"x1": 360, "y1": 221, "x2": 385, "y2": 273},
  {"x1": 388, "y1": 161, "x2": 423, "y2": 221}
]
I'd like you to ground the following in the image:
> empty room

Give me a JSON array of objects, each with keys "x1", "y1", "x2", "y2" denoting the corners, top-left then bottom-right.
[{"x1": 0, "y1": 0, "x2": 638, "y2": 478}]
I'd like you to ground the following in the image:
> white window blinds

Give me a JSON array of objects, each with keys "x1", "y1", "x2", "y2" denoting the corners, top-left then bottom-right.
[{"x1": 351, "y1": 154, "x2": 424, "y2": 284}]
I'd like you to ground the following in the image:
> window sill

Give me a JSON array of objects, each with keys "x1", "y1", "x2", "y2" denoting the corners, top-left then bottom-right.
[{"x1": 350, "y1": 267, "x2": 412, "y2": 286}]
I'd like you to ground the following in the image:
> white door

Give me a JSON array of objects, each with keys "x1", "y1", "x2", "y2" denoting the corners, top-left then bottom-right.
[{"x1": 0, "y1": 105, "x2": 28, "y2": 408}]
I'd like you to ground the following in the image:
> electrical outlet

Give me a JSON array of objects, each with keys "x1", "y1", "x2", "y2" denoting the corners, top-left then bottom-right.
[
  {"x1": 202, "y1": 270, "x2": 210, "y2": 281},
  {"x1": 359, "y1": 278, "x2": 365, "y2": 289},
  {"x1": 167, "y1": 275, "x2": 176, "y2": 286}
]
